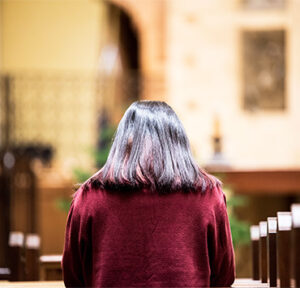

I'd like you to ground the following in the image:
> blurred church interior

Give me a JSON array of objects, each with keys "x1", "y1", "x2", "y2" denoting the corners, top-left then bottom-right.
[{"x1": 0, "y1": 0, "x2": 300, "y2": 282}]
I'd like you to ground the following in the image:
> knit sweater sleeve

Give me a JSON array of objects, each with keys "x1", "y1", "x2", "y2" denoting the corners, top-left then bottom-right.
[
  {"x1": 62, "y1": 189, "x2": 92, "y2": 287},
  {"x1": 208, "y1": 185, "x2": 236, "y2": 287}
]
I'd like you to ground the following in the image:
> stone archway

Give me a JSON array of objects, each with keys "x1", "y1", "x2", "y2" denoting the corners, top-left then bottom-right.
[
  {"x1": 106, "y1": 0, "x2": 145, "y2": 72},
  {"x1": 98, "y1": 1, "x2": 141, "y2": 123},
  {"x1": 99, "y1": 0, "x2": 166, "y2": 118},
  {"x1": 106, "y1": 0, "x2": 166, "y2": 98}
]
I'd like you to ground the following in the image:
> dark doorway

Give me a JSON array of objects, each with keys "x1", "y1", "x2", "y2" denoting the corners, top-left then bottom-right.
[{"x1": 105, "y1": 3, "x2": 141, "y2": 105}]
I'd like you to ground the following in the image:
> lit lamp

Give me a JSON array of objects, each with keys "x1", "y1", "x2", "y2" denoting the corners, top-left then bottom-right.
[
  {"x1": 213, "y1": 116, "x2": 221, "y2": 155},
  {"x1": 205, "y1": 116, "x2": 231, "y2": 171}
]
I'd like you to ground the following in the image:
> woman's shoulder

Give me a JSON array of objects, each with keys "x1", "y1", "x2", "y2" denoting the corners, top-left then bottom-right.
[
  {"x1": 71, "y1": 179, "x2": 107, "y2": 215},
  {"x1": 200, "y1": 175, "x2": 227, "y2": 208}
]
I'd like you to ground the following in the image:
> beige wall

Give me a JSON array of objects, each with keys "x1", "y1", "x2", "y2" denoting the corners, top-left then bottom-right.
[
  {"x1": 1, "y1": 0, "x2": 300, "y2": 170},
  {"x1": 0, "y1": 1, "x2": 3, "y2": 69},
  {"x1": 0, "y1": 0, "x2": 167, "y2": 169},
  {"x1": 1, "y1": 0, "x2": 101, "y2": 72},
  {"x1": 0, "y1": 0, "x2": 106, "y2": 171},
  {"x1": 166, "y1": 0, "x2": 300, "y2": 169}
]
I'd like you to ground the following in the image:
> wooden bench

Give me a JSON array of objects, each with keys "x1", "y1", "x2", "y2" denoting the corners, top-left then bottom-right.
[
  {"x1": 291, "y1": 204, "x2": 300, "y2": 288},
  {"x1": 39, "y1": 255, "x2": 62, "y2": 281},
  {"x1": 249, "y1": 203, "x2": 300, "y2": 287},
  {"x1": 0, "y1": 280, "x2": 64, "y2": 287},
  {"x1": 277, "y1": 211, "x2": 292, "y2": 287},
  {"x1": 0, "y1": 279, "x2": 269, "y2": 287},
  {"x1": 7, "y1": 232, "x2": 41, "y2": 281}
]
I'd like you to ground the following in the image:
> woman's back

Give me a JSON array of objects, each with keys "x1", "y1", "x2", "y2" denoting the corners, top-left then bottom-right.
[
  {"x1": 62, "y1": 101, "x2": 235, "y2": 287},
  {"x1": 62, "y1": 183, "x2": 235, "y2": 287}
]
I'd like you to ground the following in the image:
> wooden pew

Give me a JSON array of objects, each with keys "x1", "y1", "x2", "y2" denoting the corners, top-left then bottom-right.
[
  {"x1": 267, "y1": 217, "x2": 277, "y2": 287},
  {"x1": 0, "y1": 280, "x2": 64, "y2": 287},
  {"x1": 39, "y1": 255, "x2": 62, "y2": 281},
  {"x1": 291, "y1": 204, "x2": 300, "y2": 288},
  {"x1": 8, "y1": 232, "x2": 25, "y2": 281},
  {"x1": 259, "y1": 221, "x2": 268, "y2": 283},
  {"x1": 25, "y1": 234, "x2": 40, "y2": 281},
  {"x1": 0, "y1": 279, "x2": 269, "y2": 288},
  {"x1": 250, "y1": 225, "x2": 260, "y2": 280},
  {"x1": 243, "y1": 225, "x2": 269, "y2": 288},
  {"x1": 250, "y1": 206, "x2": 299, "y2": 288},
  {"x1": 277, "y1": 212, "x2": 292, "y2": 288},
  {"x1": 0, "y1": 268, "x2": 11, "y2": 281},
  {"x1": 232, "y1": 278, "x2": 268, "y2": 287}
]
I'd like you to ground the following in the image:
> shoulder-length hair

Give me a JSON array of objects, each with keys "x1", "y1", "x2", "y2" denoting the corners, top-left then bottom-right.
[{"x1": 89, "y1": 101, "x2": 218, "y2": 194}]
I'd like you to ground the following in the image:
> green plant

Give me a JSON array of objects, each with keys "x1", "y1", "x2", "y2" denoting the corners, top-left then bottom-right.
[{"x1": 225, "y1": 189, "x2": 251, "y2": 247}]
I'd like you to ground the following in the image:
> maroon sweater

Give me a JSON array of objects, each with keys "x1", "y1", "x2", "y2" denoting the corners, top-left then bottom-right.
[{"x1": 62, "y1": 184, "x2": 235, "y2": 287}]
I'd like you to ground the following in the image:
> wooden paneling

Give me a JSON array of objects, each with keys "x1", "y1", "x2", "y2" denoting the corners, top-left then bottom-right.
[{"x1": 208, "y1": 169, "x2": 300, "y2": 194}]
